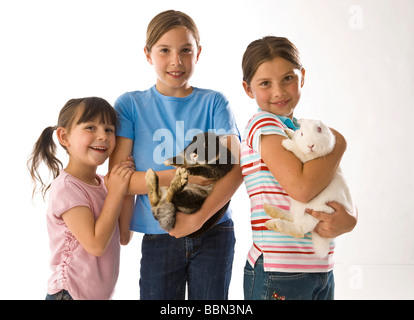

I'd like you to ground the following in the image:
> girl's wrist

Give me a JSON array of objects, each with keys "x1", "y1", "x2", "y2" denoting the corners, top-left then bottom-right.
[{"x1": 106, "y1": 188, "x2": 126, "y2": 204}]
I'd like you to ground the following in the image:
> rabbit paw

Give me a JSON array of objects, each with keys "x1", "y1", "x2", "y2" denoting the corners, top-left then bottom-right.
[
  {"x1": 171, "y1": 168, "x2": 188, "y2": 191},
  {"x1": 166, "y1": 168, "x2": 188, "y2": 202},
  {"x1": 266, "y1": 219, "x2": 305, "y2": 238},
  {"x1": 145, "y1": 169, "x2": 160, "y2": 206},
  {"x1": 264, "y1": 204, "x2": 290, "y2": 220}
]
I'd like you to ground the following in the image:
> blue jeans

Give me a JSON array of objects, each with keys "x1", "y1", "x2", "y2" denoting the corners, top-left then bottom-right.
[
  {"x1": 140, "y1": 219, "x2": 235, "y2": 300},
  {"x1": 45, "y1": 290, "x2": 73, "y2": 300},
  {"x1": 243, "y1": 255, "x2": 334, "y2": 300}
]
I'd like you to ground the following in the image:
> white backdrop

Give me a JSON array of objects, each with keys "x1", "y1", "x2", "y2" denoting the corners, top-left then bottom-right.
[{"x1": 1, "y1": 0, "x2": 413, "y2": 300}]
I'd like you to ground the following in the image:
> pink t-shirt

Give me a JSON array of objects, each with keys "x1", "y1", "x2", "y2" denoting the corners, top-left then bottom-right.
[{"x1": 46, "y1": 170, "x2": 120, "y2": 300}]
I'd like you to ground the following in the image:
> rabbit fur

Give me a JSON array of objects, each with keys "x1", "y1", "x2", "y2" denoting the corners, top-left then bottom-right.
[
  {"x1": 264, "y1": 119, "x2": 353, "y2": 257},
  {"x1": 145, "y1": 132, "x2": 235, "y2": 238}
]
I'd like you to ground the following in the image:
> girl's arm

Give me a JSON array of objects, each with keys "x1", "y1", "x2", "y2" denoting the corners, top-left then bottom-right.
[
  {"x1": 118, "y1": 195, "x2": 135, "y2": 245},
  {"x1": 109, "y1": 137, "x2": 176, "y2": 243},
  {"x1": 110, "y1": 136, "x2": 201, "y2": 243},
  {"x1": 61, "y1": 164, "x2": 133, "y2": 256},
  {"x1": 260, "y1": 128, "x2": 347, "y2": 203},
  {"x1": 109, "y1": 137, "x2": 176, "y2": 195},
  {"x1": 169, "y1": 135, "x2": 243, "y2": 238},
  {"x1": 109, "y1": 136, "x2": 219, "y2": 194}
]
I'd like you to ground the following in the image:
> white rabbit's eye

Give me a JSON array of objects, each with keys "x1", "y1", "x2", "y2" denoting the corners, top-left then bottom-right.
[
  {"x1": 301, "y1": 132, "x2": 303, "y2": 136},
  {"x1": 317, "y1": 127, "x2": 322, "y2": 133}
]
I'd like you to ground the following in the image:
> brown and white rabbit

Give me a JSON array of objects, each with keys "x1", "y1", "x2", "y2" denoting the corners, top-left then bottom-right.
[
  {"x1": 264, "y1": 119, "x2": 354, "y2": 257},
  {"x1": 145, "y1": 132, "x2": 235, "y2": 238}
]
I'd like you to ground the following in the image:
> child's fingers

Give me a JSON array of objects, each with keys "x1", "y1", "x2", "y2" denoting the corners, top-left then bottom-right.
[
  {"x1": 118, "y1": 165, "x2": 135, "y2": 179},
  {"x1": 120, "y1": 160, "x2": 135, "y2": 169},
  {"x1": 110, "y1": 164, "x2": 128, "y2": 178},
  {"x1": 112, "y1": 163, "x2": 132, "y2": 173},
  {"x1": 126, "y1": 168, "x2": 134, "y2": 177},
  {"x1": 108, "y1": 164, "x2": 134, "y2": 189}
]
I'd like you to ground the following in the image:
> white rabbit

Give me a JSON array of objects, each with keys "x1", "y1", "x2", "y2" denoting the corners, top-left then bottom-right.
[{"x1": 264, "y1": 119, "x2": 354, "y2": 258}]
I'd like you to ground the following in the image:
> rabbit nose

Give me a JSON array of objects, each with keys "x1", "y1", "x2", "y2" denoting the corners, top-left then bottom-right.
[
  {"x1": 189, "y1": 152, "x2": 198, "y2": 164},
  {"x1": 308, "y1": 144, "x2": 314, "y2": 151}
]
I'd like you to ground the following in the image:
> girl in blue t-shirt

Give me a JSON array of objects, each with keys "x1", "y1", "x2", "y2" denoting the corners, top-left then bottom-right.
[{"x1": 110, "y1": 10, "x2": 243, "y2": 300}]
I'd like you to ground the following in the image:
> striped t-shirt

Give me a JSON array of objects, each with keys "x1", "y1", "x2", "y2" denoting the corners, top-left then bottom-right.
[{"x1": 240, "y1": 110, "x2": 334, "y2": 273}]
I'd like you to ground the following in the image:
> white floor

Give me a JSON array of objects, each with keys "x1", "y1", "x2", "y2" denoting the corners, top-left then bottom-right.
[
  {"x1": 111, "y1": 233, "x2": 414, "y2": 300},
  {"x1": 334, "y1": 264, "x2": 414, "y2": 300}
]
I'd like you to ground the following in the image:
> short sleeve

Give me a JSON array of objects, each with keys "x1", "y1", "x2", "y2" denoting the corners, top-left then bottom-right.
[
  {"x1": 245, "y1": 112, "x2": 287, "y2": 153},
  {"x1": 114, "y1": 93, "x2": 135, "y2": 141},
  {"x1": 211, "y1": 92, "x2": 240, "y2": 138},
  {"x1": 49, "y1": 179, "x2": 92, "y2": 218}
]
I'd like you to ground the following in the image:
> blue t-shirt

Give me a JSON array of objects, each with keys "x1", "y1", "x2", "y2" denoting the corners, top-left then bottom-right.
[{"x1": 115, "y1": 85, "x2": 240, "y2": 234}]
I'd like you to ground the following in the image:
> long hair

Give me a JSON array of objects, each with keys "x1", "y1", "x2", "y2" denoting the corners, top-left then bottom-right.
[{"x1": 27, "y1": 97, "x2": 116, "y2": 199}]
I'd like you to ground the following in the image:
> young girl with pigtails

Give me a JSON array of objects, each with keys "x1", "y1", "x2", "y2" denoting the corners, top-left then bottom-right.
[{"x1": 28, "y1": 97, "x2": 134, "y2": 300}]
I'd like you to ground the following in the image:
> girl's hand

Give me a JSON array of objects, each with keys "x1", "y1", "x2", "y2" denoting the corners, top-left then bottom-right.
[
  {"x1": 105, "y1": 163, "x2": 134, "y2": 196},
  {"x1": 305, "y1": 201, "x2": 358, "y2": 238},
  {"x1": 168, "y1": 211, "x2": 204, "y2": 238},
  {"x1": 121, "y1": 156, "x2": 135, "y2": 169}
]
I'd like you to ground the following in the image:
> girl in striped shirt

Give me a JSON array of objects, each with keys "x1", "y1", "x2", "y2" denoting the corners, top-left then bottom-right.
[{"x1": 240, "y1": 36, "x2": 357, "y2": 300}]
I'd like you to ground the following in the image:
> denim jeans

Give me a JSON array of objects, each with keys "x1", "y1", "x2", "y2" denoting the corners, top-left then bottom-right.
[
  {"x1": 45, "y1": 290, "x2": 73, "y2": 300},
  {"x1": 140, "y1": 219, "x2": 235, "y2": 300},
  {"x1": 244, "y1": 255, "x2": 334, "y2": 300}
]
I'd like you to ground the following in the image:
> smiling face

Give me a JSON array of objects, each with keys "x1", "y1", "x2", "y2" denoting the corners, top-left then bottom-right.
[
  {"x1": 144, "y1": 26, "x2": 201, "y2": 97},
  {"x1": 57, "y1": 112, "x2": 116, "y2": 173},
  {"x1": 243, "y1": 56, "x2": 305, "y2": 119}
]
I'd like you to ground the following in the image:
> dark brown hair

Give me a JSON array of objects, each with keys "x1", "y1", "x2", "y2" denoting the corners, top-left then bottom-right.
[
  {"x1": 242, "y1": 36, "x2": 303, "y2": 85},
  {"x1": 145, "y1": 10, "x2": 200, "y2": 52},
  {"x1": 27, "y1": 97, "x2": 116, "y2": 198}
]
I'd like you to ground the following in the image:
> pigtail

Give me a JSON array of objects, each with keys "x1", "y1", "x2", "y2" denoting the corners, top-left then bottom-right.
[{"x1": 27, "y1": 125, "x2": 62, "y2": 199}]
